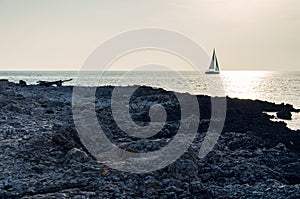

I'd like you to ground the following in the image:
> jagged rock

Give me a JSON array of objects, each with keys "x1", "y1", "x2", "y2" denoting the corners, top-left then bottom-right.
[
  {"x1": 45, "y1": 108, "x2": 55, "y2": 114},
  {"x1": 0, "y1": 84, "x2": 299, "y2": 198},
  {"x1": 65, "y1": 148, "x2": 90, "y2": 163},
  {"x1": 277, "y1": 109, "x2": 292, "y2": 120},
  {"x1": 19, "y1": 80, "x2": 27, "y2": 86},
  {"x1": 284, "y1": 162, "x2": 300, "y2": 185}
]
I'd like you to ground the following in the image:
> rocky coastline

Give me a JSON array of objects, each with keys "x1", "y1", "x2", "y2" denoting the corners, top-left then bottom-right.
[{"x1": 0, "y1": 80, "x2": 299, "y2": 198}]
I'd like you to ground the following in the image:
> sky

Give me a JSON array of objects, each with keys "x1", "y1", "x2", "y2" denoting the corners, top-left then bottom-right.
[{"x1": 0, "y1": 0, "x2": 299, "y2": 71}]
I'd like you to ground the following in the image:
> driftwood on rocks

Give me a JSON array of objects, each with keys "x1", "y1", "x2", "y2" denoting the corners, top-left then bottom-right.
[{"x1": 37, "y1": 79, "x2": 73, "y2": 87}]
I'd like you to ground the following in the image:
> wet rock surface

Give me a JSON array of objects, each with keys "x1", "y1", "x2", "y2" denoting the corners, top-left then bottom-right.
[{"x1": 0, "y1": 82, "x2": 299, "y2": 198}]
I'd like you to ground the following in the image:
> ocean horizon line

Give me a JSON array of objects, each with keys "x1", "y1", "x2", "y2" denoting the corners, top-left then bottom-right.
[{"x1": 0, "y1": 70, "x2": 299, "y2": 72}]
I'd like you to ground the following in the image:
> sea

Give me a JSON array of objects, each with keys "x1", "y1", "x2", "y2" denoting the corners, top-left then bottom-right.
[{"x1": 1, "y1": 71, "x2": 299, "y2": 130}]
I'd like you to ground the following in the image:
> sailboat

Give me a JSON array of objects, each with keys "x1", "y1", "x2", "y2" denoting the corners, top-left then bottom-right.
[{"x1": 205, "y1": 48, "x2": 220, "y2": 74}]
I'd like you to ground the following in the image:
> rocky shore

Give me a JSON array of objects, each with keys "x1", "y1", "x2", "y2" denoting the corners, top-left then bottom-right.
[{"x1": 0, "y1": 80, "x2": 300, "y2": 198}]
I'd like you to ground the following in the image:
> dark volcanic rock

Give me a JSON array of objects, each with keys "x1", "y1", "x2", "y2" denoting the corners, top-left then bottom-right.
[
  {"x1": 0, "y1": 81, "x2": 299, "y2": 198},
  {"x1": 19, "y1": 80, "x2": 27, "y2": 86},
  {"x1": 277, "y1": 109, "x2": 292, "y2": 120},
  {"x1": 65, "y1": 148, "x2": 90, "y2": 163}
]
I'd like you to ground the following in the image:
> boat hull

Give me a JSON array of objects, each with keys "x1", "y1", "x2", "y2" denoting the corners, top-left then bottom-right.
[{"x1": 205, "y1": 71, "x2": 220, "y2": 74}]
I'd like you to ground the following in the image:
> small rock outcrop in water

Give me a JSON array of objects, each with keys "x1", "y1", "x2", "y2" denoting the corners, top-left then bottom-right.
[
  {"x1": 0, "y1": 81, "x2": 299, "y2": 198},
  {"x1": 277, "y1": 108, "x2": 292, "y2": 120}
]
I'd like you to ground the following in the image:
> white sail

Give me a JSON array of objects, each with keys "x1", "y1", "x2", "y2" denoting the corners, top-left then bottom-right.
[
  {"x1": 215, "y1": 54, "x2": 219, "y2": 72},
  {"x1": 209, "y1": 49, "x2": 215, "y2": 70},
  {"x1": 205, "y1": 48, "x2": 220, "y2": 74}
]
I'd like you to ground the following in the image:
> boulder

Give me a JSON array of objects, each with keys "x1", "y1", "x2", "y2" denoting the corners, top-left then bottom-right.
[
  {"x1": 65, "y1": 148, "x2": 90, "y2": 163},
  {"x1": 277, "y1": 109, "x2": 292, "y2": 120},
  {"x1": 19, "y1": 80, "x2": 27, "y2": 86}
]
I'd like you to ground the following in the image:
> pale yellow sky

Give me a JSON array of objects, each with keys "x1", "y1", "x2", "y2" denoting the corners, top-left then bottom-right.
[{"x1": 0, "y1": 0, "x2": 299, "y2": 71}]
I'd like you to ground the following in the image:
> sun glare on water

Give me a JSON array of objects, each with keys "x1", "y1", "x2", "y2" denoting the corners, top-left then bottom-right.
[{"x1": 221, "y1": 71, "x2": 271, "y2": 100}]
